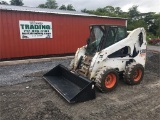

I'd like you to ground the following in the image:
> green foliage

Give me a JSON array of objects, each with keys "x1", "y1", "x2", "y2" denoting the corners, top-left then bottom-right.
[
  {"x1": 115, "y1": 7, "x2": 123, "y2": 15},
  {"x1": 0, "y1": 0, "x2": 8, "y2": 5},
  {"x1": 38, "y1": 4, "x2": 47, "y2": 8},
  {"x1": 59, "y1": 4, "x2": 67, "y2": 10},
  {"x1": 146, "y1": 33, "x2": 157, "y2": 42},
  {"x1": 59, "y1": 4, "x2": 76, "y2": 11},
  {"x1": 66, "y1": 4, "x2": 76, "y2": 11},
  {"x1": 81, "y1": 5, "x2": 159, "y2": 38},
  {"x1": 38, "y1": 0, "x2": 58, "y2": 9},
  {"x1": 128, "y1": 20, "x2": 148, "y2": 30},
  {"x1": 128, "y1": 5, "x2": 140, "y2": 20},
  {"x1": 10, "y1": 0, "x2": 23, "y2": 6},
  {"x1": 46, "y1": 0, "x2": 58, "y2": 9},
  {"x1": 81, "y1": 6, "x2": 127, "y2": 17},
  {"x1": 38, "y1": 1, "x2": 76, "y2": 11},
  {"x1": 154, "y1": 13, "x2": 160, "y2": 37},
  {"x1": 81, "y1": 8, "x2": 87, "y2": 13},
  {"x1": 104, "y1": 6, "x2": 115, "y2": 13}
]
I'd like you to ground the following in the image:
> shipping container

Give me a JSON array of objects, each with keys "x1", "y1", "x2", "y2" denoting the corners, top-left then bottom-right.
[{"x1": 0, "y1": 5, "x2": 127, "y2": 59}]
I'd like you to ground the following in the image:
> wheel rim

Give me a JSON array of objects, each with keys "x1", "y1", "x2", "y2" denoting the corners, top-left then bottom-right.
[
  {"x1": 105, "y1": 73, "x2": 116, "y2": 88},
  {"x1": 133, "y1": 68, "x2": 142, "y2": 82}
]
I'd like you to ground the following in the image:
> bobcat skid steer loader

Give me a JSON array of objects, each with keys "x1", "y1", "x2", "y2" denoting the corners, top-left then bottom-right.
[{"x1": 43, "y1": 25, "x2": 147, "y2": 103}]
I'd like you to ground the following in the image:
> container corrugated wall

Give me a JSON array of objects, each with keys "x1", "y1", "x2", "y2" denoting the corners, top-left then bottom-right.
[
  {"x1": 0, "y1": 10, "x2": 2, "y2": 59},
  {"x1": 0, "y1": 10, "x2": 126, "y2": 59}
]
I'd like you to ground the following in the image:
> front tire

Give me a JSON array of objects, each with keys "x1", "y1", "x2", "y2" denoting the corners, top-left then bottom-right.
[{"x1": 96, "y1": 69, "x2": 119, "y2": 92}]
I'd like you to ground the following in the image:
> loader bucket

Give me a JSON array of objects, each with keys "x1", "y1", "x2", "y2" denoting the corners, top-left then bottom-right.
[{"x1": 43, "y1": 64, "x2": 96, "y2": 103}]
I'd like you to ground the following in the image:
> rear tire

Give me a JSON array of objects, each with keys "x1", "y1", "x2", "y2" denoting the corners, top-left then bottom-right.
[
  {"x1": 124, "y1": 63, "x2": 144, "y2": 85},
  {"x1": 96, "y1": 69, "x2": 119, "y2": 92}
]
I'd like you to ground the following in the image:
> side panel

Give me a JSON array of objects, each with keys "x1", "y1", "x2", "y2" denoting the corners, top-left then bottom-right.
[
  {"x1": 90, "y1": 28, "x2": 147, "y2": 78},
  {"x1": 0, "y1": 10, "x2": 126, "y2": 59}
]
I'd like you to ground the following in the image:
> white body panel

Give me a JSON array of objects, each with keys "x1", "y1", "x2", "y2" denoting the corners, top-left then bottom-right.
[{"x1": 73, "y1": 27, "x2": 147, "y2": 80}]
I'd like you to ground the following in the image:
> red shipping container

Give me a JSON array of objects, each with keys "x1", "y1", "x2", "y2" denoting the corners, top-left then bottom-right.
[{"x1": 0, "y1": 5, "x2": 127, "y2": 59}]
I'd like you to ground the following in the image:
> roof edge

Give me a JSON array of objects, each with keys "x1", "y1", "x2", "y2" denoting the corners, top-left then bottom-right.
[{"x1": 0, "y1": 5, "x2": 128, "y2": 20}]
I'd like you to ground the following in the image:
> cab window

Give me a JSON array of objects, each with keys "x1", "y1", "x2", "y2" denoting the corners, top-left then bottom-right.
[{"x1": 104, "y1": 26, "x2": 126, "y2": 48}]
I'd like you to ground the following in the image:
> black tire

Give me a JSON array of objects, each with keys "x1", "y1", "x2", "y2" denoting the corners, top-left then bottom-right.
[
  {"x1": 96, "y1": 69, "x2": 119, "y2": 92},
  {"x1": 124, "y1": 63, "x2": 144, "y2": 85}
]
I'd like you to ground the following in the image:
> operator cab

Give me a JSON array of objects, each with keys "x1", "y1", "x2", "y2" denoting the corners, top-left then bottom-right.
[{"x1": 86, "y1": 25, "x2": 127, "y2": 56}]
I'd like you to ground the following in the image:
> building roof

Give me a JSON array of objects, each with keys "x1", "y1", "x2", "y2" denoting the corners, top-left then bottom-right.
[{"x1": 0, "y1": 5, "x2": 127, "y2": 20}]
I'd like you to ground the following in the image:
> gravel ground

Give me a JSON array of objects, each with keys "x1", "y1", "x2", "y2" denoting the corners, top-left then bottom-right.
[
  {"x1": 147, "y1": 45, "x2": 160, "y2": 52},
  {"x1": 0, "y1": 59, "x2": 71, "y2": 86},
  {"x1": 0, "y1": 50, "x2": 160, "y2": 120}
]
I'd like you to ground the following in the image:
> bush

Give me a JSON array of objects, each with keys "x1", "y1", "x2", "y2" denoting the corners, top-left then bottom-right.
[{"x1": 148, "y1": 38, "x2": 160, "y2": 46}]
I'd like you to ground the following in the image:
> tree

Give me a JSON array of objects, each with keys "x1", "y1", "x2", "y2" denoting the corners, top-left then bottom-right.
[
  {"x1": 80, "y1": 5, "x2": 159, "y2": 38},
  {"x1": 96, "y1": 8, "x2": 106, "y2": 15},
  {"x1": 81, "y1": 8, "x2": 88, "y2": 13},
  {"x1": 10, "y1": 0, "x2": 24, "y2": 6},
  {"x1": 38, "y1": 4, "x2": 47, "y2": 8},
  {"x1": 0, "y1": 1, "x2": 8, "y2": 5},
  {"x1": 81, "y1": 8, "x2": 96, "y2": 15},
  {"x1": 128, "y1": 5, "x2": 140, "y2": 20},
  {"x1": 148, "y1": 13, "x2": 160, "y2": 36},
  {"x1": 46, "y1": 0, "x2": 58, "y2": 9},
  {"x1": 104, "y1": 6, "x2": 115, "y2": 13},
  {"x1": 115, "y1": 7, "x2": 123, "y2": 15},
  {"x1": 59, "y1": 4, "x2": 67, "y2": 10},
  {"x1": 38, "y1": 0, "x2": 58, "y2": 9},
  {"x1": 128, "y1": 19, "x2": 148, "y2": 30},
  {"x1": 143, "y1": 12, "x2": 155, "y2": 26},
  {"x1": 67, "y1": 4, "x2": 76, "y2": 11},
  {"x1": 154, "y1": 13, "x2": 160, "y2": 37},
  {"x1": 81, "y1": 6, "x2": 126, "y2": 17}
]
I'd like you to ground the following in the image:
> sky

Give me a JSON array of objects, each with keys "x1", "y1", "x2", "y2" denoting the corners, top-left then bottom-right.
[{"x1": 3, "y1": 0, "x2": 160, "y2": 13}]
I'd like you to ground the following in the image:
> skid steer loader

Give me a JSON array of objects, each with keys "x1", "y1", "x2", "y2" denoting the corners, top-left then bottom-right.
[{"x1": 43, "y1": 25, "x2": 147, "y2": 103}]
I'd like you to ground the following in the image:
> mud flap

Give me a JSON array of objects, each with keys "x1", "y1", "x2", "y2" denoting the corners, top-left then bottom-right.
[{"x1": 43, "y1": 64, "x2": 96, "y2": 103}]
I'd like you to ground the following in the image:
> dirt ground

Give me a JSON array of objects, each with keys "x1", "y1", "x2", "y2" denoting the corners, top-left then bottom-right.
[{"x1": 0, "y1": 50, "x2": 160, "y2": 120}]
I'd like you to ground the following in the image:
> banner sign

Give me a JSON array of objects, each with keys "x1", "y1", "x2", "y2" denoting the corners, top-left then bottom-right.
[{"x1": 19, "y1": 20, "x2": 52, "y2": 39}]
